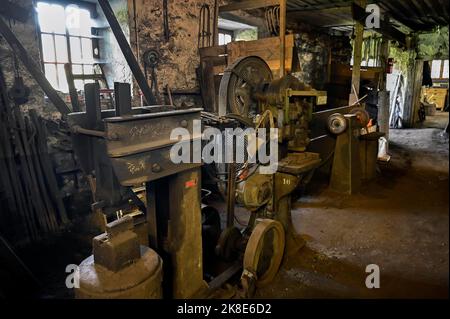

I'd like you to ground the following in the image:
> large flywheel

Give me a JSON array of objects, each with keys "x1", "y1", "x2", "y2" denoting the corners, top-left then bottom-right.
[{"x1": 218, "y1": 56, "x2": 273, "y2": 117}]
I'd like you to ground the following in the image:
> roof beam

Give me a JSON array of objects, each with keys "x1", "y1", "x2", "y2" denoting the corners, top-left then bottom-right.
[
  {"x1": 287, "y1": 0, "x2": 364, "y2": 13},
  {"x1": 352, "y1": 3, "x2": 407, "y2": 47},
  {"x1": 423, "y1": 0, "x2": 449, "y2": 25},
  {"x1": 379, "y1": 1, "x2": 424, "y2": 31},
  {"x1": 219, "y1": 0, "x2": 279, "y2": 13}
]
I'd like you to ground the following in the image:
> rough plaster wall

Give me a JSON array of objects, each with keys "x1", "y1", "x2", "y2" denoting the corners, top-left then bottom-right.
[
  {"x1": 99, "y1": 0, "x2": 133, "y2": 88},
  {"x1": 0, "y1": 0, "x2": 57, "y2": 118},
  {"x1": 128, "y1": 0, "x2": 227, "y2": 106}
]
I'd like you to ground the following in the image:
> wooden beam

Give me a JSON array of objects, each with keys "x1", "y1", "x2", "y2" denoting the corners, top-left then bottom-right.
[
  {"x1": 378, "y1": 36, "x2": 390, "y2": 141},
  {"x1": 287, "y1": 0, "x2": 369, "y2": 13},
  {"x1": 437, "y1": 0, "x2": 449, "y2": 23},
  {"x1": 219, "y1": 0, "x2": 279, "y2": 13},
  {"x1": 288, "y1": 5, "x2": 352, "y2": 17},
  {"x1": 280, "y1": 0, "x2": 286, "y2": 78},
  {"x1": 378, "y1": 2, "x2": 423, "y2": 31},
  {"x1": 350, "y1": 0, "x2": 366, "y2": 103}
]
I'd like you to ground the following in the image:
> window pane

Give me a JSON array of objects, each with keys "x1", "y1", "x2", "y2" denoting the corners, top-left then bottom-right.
[
  {"x1": 219, "y1": 33, "x2": 225, "y2": 45},
  {"x1": 225, "y1": 34, "x2": 232, "y2": 44},
  {"x1": 54, "y1": 35, "x2": 68, "y2": 63},
  {"x1": 83, "y1": 65, "x2": 94, "y2": 84},
  {"x1": 41, "y1": 34, "x2": 55, "y2": 62},
  {"x1": 66, "y1": 5, "x2": 80, "y2": 35},
  {"x1": 44, "y1": 64, "x2": 58, "y2": 89},
  {"x1": 431, "y1": 60, "x2": 442, "y2": 78},
  {"x1": 74, "y1": 79, "x2": 84, "y2": 91},
  {"x1": 83, "y1": 64, "x2": 93, "y2": 75},
  {"x1": 37, "y1": 3, "x2": 64, "y2": 33},
  {"x1": 72, "y1": 64, "x2": 84, "y2": 90},
  {"x1": 443, "y1": 60, "x2": 449, "y2": 79},
  {"x1": 57, "y1": 64, "x2": 68, "y2": 93},
  {"x1": 53, "y1": 5, "x2": 66, "y2": 34},
  {"x1": 70, "y1": 37, "x2": 82, "y2": 63},
  {"x1": 66, "y1": 6, "x2": 91, "y2": 36},
  {"x1": 79, "y1": 9, "x2": 92, "y2": 36},
  {"x1": 81, "y1": 38, "x2": 93, "y2": 63},
  {"x1": 72, "y1": 64, "x2": 83, "y2": 74}
]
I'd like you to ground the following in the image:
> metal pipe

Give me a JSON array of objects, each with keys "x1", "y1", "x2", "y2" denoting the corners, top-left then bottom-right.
[
  {"x1": 226, "y1": 162, "x2": 236, "y2": 228},
  {"x1": 71, "y1": 125, "x2": 108, "y2": 138},
  {"x1": 97, "y1": 0, "x2": 157, "y2": 105}
]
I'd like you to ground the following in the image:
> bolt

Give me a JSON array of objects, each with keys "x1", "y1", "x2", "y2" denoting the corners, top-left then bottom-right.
[{"x1": 151, "y1": 163, "x2": 162, "y2": 173}]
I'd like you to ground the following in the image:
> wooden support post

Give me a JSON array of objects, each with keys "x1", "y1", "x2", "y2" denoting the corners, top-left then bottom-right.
[
  {"x1": 279, "y1": 0, "x2": 286, "y2": 78},
  {"x1": 378, "y1": 36, "x2": 390, "y2": 144},
  {"x1": 350, "y1": 0, "x2": 366, "y2": 105},
  {"x1": 411, "y1": 60, "x2": 424, "y2": 125}
]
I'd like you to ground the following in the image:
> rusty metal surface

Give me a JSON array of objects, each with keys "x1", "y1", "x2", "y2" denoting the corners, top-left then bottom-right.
[
  {"x1": 104, "y1": 109, "x2": 202, "y2": 157},
  {"x1": 77, "y1": 246, "x2": 163, "y2": 299},
  {"x1": 330, "y1": 115, "x2": 362, "y2": 194},
  {"x1": 166, "y1": 168, "x2": 208, "y2": 298},
  {"x1": 93, "y1": 216, "x2": 141, "y2": 272},
  {"x1": 243, "y1": 219, "x2": 285, "y2": 287}
]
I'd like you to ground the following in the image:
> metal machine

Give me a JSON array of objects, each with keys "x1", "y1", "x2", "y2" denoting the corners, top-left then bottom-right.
[{"x1": 69, "y1": 54, "x2": 328, "y2": 298}]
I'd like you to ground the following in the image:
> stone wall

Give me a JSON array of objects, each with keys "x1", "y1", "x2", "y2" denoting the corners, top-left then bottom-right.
[
  {"x1": 288, "y1": 22, "x2": 352, "y2": 90},
  {"x1": 127, "y1": 0, "x2": 228, "y2": 106}
]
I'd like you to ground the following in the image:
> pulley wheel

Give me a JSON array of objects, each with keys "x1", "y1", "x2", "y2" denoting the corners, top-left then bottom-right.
[
  {"x1": 327, "y1": 113, "x2": 347, "y2": 135},
  {"x1": 218, "y1": 56, "x2": 273, "y2": 117},
  {"x1": 349, "y1": 107, "x2": 370, "y2": 127},
  {"x1": 243, "y1": 219, "x2": 285, "y2": 287}
]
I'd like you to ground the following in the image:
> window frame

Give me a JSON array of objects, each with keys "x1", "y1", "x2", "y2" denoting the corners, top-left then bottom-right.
[
  {"x1": 36, "y1": 1, "x2": 97, "y2": 92},
  {"x1": 218, "y1": 28, "x2": 234, "y2": 45},
  {"x1": 430, "y1": 59, "x2": 449, "y2": 80}
]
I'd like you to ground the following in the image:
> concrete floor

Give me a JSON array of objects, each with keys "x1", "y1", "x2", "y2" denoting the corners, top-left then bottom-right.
[{"x1": 257, "y1": 112, "x2": 449, "y2": 299}]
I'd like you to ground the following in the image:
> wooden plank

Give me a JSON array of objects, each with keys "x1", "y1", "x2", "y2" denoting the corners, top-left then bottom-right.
[
  {"x1": 227, "y1": 35, "x2": 294, "y2": 72},
  {"x1": 350, "y1": 0, "x2": 366, "y2": 104},
  {"x1": 219, "y1": 0, "x2": 279, "y2": 13},
  {"x1": 411, "y1": 60, "x2": 424, "y2": 124},
  {"x1": 199, "y1": 45, "x2": 227, "y2": 58},
  {"x1": 280, "y1": 0, "x2": 286, "y2": 78}
]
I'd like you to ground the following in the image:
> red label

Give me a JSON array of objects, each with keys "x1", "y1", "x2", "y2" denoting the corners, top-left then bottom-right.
[{"x1": 185, "y1": 179, "x2": 197, "y2": 188}]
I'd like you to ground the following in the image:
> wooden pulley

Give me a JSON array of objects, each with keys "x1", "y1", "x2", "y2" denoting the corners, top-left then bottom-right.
[{"x1": 243, "y1": 219, "x2": 285, "y2": 287}]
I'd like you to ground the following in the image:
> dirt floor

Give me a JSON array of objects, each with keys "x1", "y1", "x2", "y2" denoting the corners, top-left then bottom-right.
[{"x1": 257, "y1": 112, "x2": 449, "y2": 299}]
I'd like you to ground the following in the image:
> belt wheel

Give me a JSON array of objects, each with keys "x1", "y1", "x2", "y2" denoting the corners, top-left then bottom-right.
[{"x1": 243, "y1": 219, "x2": 285, "y2": 287}]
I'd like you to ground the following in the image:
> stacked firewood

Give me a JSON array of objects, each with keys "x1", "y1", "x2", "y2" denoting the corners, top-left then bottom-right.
[{"x1": 0, "y1": 67, "x2": 68, "y2": 244}]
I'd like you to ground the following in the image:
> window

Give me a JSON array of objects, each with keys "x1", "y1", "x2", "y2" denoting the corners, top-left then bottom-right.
[
  {"x1": 218, "y1": 29, "x2": 233, "y2": 45},
  {"x1": 430, "y1": 59, "x2": 450, "y2": 80},
  {"x1": 443, "y1": 60, "x2": 449, "y2": 79},
  {"x1": 37, "y1": 2, "x2": 95, "y2": 92}
]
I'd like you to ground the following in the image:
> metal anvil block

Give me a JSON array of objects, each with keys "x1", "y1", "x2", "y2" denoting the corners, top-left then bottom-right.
[{"x1": 92, "y1": 216, "x2": 141, "y2": 272}]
